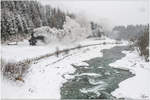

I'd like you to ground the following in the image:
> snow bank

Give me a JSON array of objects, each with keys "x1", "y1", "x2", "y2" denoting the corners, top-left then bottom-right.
[
  {"x1": 110, "y1": 50, "x2": 150, "y2": 99},
  {"x1": 73, "y1": 62, "x2": 89, "y2": 66},
  {"x1": 76, "y1": 73, "x2": 101, "y2": 77}
]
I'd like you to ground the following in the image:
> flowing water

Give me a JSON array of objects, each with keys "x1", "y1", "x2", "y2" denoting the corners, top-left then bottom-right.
[{"x1": 61, "y1": 46, "x2": 134, "y2": 99}]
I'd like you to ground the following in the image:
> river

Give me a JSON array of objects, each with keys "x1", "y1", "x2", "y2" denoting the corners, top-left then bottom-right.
[{"x1": 61, "y1": 46, "x2": 134, "y2": 99}]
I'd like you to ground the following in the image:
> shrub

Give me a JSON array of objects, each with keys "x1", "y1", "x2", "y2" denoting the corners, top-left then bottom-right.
[
  {"x1": 137, "y1": 26, "x2": 149, "y2": 62},
  {"x1": 1, "y1": 59, "x2": 30, "y2": 80}
]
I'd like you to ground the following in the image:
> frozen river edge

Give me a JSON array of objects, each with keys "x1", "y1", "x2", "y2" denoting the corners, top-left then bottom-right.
[{"x1": 110, "y1": 50, "x2": 150, "y2": 99}]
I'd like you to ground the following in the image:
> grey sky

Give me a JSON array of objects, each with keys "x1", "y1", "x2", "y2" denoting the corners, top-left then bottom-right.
[{"x1": 39, "y1": 0, "x2": 149, "y2": 26}]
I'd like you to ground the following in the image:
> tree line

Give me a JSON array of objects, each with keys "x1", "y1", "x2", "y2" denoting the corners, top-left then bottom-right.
[
  {"x1": 110, "y1": 25, "x2": 147, "y2": 40},
  {"x1": 1, "y1": 0, "x2": 74, "y2": 42}
]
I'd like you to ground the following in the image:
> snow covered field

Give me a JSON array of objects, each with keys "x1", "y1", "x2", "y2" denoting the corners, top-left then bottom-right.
[
  {"x1": 1, "y1": 37, "x2": 149, "y2": 99},
  {"x1": 1, "y1": 37, "x2": 126, "y2": 99},
  {"x1": 1, "y1": 37, "x2": 116, "y2": 61},
  {"x1": 110, "y1": 50, "x2": 150, "y2": 99}
]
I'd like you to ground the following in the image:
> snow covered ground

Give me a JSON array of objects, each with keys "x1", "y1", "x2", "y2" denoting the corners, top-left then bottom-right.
[
  {"x1": 1, "y1": 37, "x2": 117, "y2": 62},
  {"x1": 2, "y1": 37, "x2": 149, "y2": 99},
  {"x1": 1, "y1": 37, "x2": 128, "y2": 99},
  {"x1": 110, "y1": 50, "x2": 150, "y2": 99}
]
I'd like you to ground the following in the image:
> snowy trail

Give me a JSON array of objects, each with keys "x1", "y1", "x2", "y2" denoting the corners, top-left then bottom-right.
[{"x1": 110, "y1": 50, "x2": 150, "y2": 99}]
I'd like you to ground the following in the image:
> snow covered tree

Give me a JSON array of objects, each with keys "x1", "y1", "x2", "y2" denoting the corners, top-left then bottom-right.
[
  {"x1": 63, "y1": 16, "x2": 91, "y2": 43},
  {"x1": 137, "y1": 25, "x2": 149, "y2": 62},
  {"x1": 1, "y1": 1, "x2": 69, "y2": 42},
  {"x1": 90, "y1": 22, "x2": 104, "y2": 37}
]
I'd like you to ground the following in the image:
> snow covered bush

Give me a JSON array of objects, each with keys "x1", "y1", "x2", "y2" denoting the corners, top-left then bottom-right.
[
  {"x1": 33, "y1": 26, "x2": 65, "y2": 44},
  {"x1": 1, "y1": 59, "x2": 30, "y2": 80}
]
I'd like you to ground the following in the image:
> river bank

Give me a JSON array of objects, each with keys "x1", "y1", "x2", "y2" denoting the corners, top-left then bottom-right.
[
  {"x1": 110, "y1": 50, "x2": 150, "y2": 99},
  {"x1": 1, "y1": 37, "x2": 127, "y2": 99}
]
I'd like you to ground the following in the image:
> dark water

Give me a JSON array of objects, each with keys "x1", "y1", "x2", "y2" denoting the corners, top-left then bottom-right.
[{"x1": 61, "y1": 46, "x2": 134, "y2": 99}]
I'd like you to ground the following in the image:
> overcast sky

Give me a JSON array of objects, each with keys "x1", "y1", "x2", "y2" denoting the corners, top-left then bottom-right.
[{"x1": 39, "y1": 0, "x2": 149, "y2": 26}]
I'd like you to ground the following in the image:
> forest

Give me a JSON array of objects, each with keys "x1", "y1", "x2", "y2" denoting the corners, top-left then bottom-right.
[{"x1": 1, "y1": 0, "x2": 74, "y2": 42}]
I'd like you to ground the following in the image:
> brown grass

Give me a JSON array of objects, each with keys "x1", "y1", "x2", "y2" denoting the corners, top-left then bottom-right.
[{"x1": 1, "y1": 59, "x2": 30, "y2": 80}]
